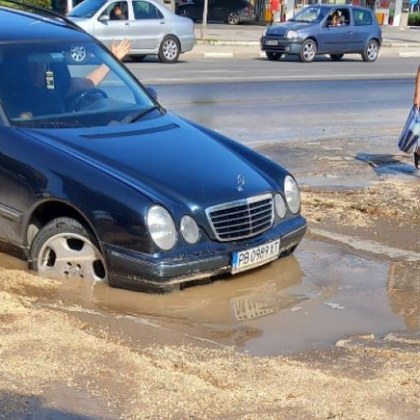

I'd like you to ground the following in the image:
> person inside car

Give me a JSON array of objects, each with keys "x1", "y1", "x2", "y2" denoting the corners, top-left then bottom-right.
[
  {"x1": 330, "y1": 11, "x2": 341, "y2": 26},
  {"x1": 110, "y1": 4, "x2": 126, "y2": 20},
  {"x1": 1, "y1": 39, "x2": 132, "y2": 119}
]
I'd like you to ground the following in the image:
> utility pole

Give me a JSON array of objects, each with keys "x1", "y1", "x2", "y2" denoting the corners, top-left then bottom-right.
[
  {"x1": 201, "y1": 0, "x2": 208, "y2": 38},
  {"x1": 393, "y1": 0, "x2": 405, "y2": 26}
]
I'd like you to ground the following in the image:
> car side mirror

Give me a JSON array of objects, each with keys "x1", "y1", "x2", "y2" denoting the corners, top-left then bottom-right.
[{"x1": 99, "y1": 15, "x2": 110, "y2": 23}]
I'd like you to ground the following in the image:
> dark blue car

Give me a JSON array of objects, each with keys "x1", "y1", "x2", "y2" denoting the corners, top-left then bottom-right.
[
  {"x1": 0, "y1": 2, "x2": 306, "y2": 292},
  {"x1": 261, "y1": 4, "x2": 382, "y2": 63}
]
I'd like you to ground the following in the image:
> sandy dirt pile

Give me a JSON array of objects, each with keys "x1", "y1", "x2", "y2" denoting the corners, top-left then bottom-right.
[
  {"x1": 302, "y1": 179, "x2": 420, "y2": 229},
  {"x1": 1, "y1": 268, "x2": 419, "y2": 419}
]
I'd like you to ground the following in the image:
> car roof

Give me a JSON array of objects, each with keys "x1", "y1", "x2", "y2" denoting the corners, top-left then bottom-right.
[
  {"x1": 0, "y1": 4, "x2": 90, "y2": 44},
  {"x1": 308, "y1": 4, "x2": 373, "y2": 11}
]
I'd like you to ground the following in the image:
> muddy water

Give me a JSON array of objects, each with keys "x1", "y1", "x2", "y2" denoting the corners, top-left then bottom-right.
[
  {"x1": 0, "y1": 135, "x2": 418, "y2": 357},
  {"x1": 2, "y1": 237, "x2": 418, "y2": 357}
]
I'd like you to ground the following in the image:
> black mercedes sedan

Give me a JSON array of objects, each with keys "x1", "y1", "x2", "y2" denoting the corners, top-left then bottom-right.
[{"x1": 0, "y1": 2, "x2": 306, "y2": 292}]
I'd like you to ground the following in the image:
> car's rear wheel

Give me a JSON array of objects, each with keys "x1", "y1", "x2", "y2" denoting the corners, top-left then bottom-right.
[
  {"x1": 30, "y1": 217, "x2": 107, "y2": 282},
  {"x1": 266, "y1": 52, "x2": 282, "y2": 61},
  {"x1": 158, "y1": 35, "x2": 180, "y2": 63},
  {"x1": 226, "y1": 11, "x2": 240, "y2": 25},
  {"x1": 299, "y1": 39, "x2": 317, "y2": 63},
  {"x1": 362, "y1": 39, "x2": 379, "y2": 62},
  {"x1": 330, "y1": 53, "x2": 344, "y2": 61}
]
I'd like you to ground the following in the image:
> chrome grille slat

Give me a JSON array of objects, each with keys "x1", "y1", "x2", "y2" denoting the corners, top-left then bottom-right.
[{"x1": 206, "y1": 193, "x2": 274, "y2": 241}]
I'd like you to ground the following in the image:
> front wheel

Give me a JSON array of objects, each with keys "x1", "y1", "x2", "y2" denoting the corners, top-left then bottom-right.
[
  {"x1": 330, "y1": 53, "x2": 344, "y2": 61},
  {"x1": 226, "y1": 11, "x2": 240, "y2": 25},
  {"x1": 158, "y1": 35, "x2": 180, "y2": 63},
  {"x1": 362, "y1": 39, "x2": 379, "y2": 62},
  {"x1": 266, "y1": 52, "x2": 282, "y2": 61},
  {"x1": 29, "y1": 217, "x2": 107, "y2": 282},
  {"x1": 299, "y1": 39, "x2": 317, "y2": 63}
]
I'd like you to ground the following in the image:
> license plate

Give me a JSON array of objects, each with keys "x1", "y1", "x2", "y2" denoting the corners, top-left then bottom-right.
[
  {"x1": 231, "y1": 239, "x2": 280, "y2": 274},
  {"x1": 266, "y1": 40, "x2": 278, "y2": 46}
]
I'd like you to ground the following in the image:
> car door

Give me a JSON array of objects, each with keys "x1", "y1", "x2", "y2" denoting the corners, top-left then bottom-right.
[
  {"x1": 210, "y1": 0, "x2": 227, "y2": 22},
  {"x1": 0, "y1": 131, "x2": 42, "y2": 246},
  {"x1": 317, "y1": 8, "x2": 354, "y2": 53},
  {"x1": 130, "y1": 0, "x2": 166, "y2": 51},
  {"x1": 190, "y1": 0, "x2": 204, "y2": 20},
  {"x1": 351, "y1": 7, "x2": 376, "y2": 52},
  {"x1": 90, "y1": 1, "x2": 131, "y2": 44}
]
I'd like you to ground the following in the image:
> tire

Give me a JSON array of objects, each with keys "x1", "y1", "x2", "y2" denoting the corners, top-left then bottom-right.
[
  {"x1": 226, "y1": 11, "x2": 240, "y2": 25},
  {"x1": 299, "y1": 39, "x2": 317, "y2": 63},
  {"x1": 266, "y1": 51, "x2": 282, "y2": 61},
  {"x1": 362, "y1": 39, "x2": 379, "y2": 62},
  {"x1": 67, "y1": 45, "x2": 88, "y2": 64},
  {"x1": 29, "y1": 217, "x2": 107, "y2": 282},
  {"x1": 158, "y1": 35, "x2": 180, "y2": 63},
  {"x1": 330, "y1": 53, "x2": 344, "y2": 61}
]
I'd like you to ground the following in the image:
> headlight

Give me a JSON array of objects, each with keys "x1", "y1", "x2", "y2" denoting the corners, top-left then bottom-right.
[
  {"x1": 274, "y1": 194, "x2": 287, "y2": 219},
  {"x1": 147, "y1": 205, "x2": 176, "y2": 250},
  {"x1": 180, "y1": 215, "x2": 200, "y2": 244},
  {"x1": 286, "y1": 30, "x2": 298, "y2": 39},
  {"x1": 284, "y1": 176, "x2": 301, "y2": 214},
  {"x1": 262, "y1": 28, "x2": 268, "y2": 37}
]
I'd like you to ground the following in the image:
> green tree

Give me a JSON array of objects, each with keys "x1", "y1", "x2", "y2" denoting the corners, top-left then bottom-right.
[{"x1": 0, "y1": 0, "x2": 52, "y2": 9}]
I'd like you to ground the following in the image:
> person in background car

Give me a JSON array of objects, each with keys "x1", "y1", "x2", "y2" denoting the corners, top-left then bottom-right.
[
  {"x1": 330, "y1": 11, "x2": 341, "y2": 26},
  {"x1": 413, "y1": 65, "x2": 420, "y2": 169},
  {"x1": 110, "y1": 4, "x2": 126, "y2": 20}
]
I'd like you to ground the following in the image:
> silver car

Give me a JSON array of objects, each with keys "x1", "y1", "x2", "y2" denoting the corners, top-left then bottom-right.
[{"x1": 68, "y1": 0, "x2": 195, "y2": 63}]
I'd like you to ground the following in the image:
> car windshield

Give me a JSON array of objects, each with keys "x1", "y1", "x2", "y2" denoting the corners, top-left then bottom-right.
[
  {"x1": 0, "y1": 40, "x2": 159, "y2": 128},
  {"x1": 68, "y1": 0, "x2": 107, "y2": 18},
  {"x1": 289, "y1": 6, "x2": 330, "y2": 23}
]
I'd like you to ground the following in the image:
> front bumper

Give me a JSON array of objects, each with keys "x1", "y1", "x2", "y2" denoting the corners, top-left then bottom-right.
[
  {"x1": 260, "y1": 36, "x2": 303, "y2": 55},
  {"x1": 103, "y1": 215, "x2": 307, "y2": 292}
]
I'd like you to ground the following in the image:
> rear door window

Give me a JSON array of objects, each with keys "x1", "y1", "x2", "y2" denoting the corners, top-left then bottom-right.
[{"x1": 353, "y1": 8, "x2": 373, "y2": 26}]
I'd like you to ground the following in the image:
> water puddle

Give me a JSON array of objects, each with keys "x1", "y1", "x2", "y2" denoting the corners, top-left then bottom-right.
[{"x1": 3, "y1": 237, "x2": 416, "y2": 357}]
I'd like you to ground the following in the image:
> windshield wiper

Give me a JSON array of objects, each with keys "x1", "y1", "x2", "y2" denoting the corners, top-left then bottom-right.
[{"x1": 122, "y1": 106, "x2": 161, "y2": 124}]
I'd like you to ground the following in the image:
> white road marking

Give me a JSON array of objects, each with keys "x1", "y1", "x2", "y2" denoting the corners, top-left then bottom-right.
[{"x1": 310, "y1": 228, "x2": 420, "y2": 262}]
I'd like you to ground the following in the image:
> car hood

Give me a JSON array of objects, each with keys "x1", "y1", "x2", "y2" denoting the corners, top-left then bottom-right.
[
  {"x1": 28, "y1": 114, "x2": 277, "y2": 209},
  {"x1": 265, "y1": 21, "x2": 315, "y2": 36}
]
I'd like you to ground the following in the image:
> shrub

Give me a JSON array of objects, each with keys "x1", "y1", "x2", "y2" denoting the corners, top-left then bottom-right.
[{"x1": 408, "y1": 12, "x2": 420, "y2": 26}]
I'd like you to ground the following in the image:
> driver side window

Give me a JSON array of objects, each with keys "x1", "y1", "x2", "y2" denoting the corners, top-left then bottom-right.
[{"x1": 105, "y1": 1, "x2": 128, "y2": 21}]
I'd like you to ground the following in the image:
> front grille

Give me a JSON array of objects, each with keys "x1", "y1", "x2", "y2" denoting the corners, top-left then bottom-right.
[{"x1": 206, "y1": 193, "x2": 274, "y2": 242}]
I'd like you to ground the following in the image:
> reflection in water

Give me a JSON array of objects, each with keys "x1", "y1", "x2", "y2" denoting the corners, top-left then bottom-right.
[
  {"x1": 2, "y1": 240, "x2": 419, "y2": 356},
  {"x1": 387, "y1": 262, "x2": 420, "y2": 331},
  {"x1": 56, "y1": 255, "x2": 305, "y2": 326},
  {"x1": 232, "y1": 281, "x2": 306, "y2": 321}
]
